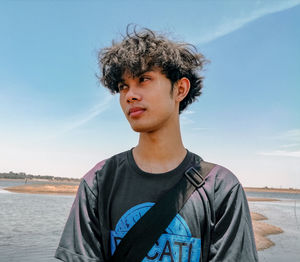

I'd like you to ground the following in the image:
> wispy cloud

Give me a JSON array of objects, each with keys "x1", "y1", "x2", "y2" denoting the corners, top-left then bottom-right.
[
  {"x1": 180, "y1": 111, "x2": 213, "y2": 129},
  {"x1": 259, "y1": 150, "x2": 300, "y2": 158},
  {"x1": 62, "y1": 95, "x2": 113, "y2": 133},
  {"x1": 279, "y1": 143, "x2": 300, "y2": 149},
  {"x1": 182, "y1": 110, "x2": 195, "y2": 115},
  {"x1": 180, "y1": 110, "x2": 196, "y2": 125},
  {"x1": 258, "y1": 129, "x2": 300, "y2": 158},
  {"x1": 43, "y1": 94, "x2": 113, "y2": 141},
  {"x1": 180, "y1": 116, "x2": 195, "y2": 125},
  {"x1": 197, "y1": 0, "x2": 300, "y2": 44},
  {"x1": 273, "y1": 129, "x2": 300, "y2": 142}
]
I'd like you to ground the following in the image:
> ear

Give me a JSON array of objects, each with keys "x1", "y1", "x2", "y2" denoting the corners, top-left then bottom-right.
[{"x1": 174, "y1": 77, "x2": 190, "y2": 102}]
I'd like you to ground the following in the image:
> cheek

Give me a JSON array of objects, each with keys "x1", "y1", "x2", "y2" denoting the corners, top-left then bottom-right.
[{"x1": 153, "y1": 96, "x2": 175, "y2": 118}]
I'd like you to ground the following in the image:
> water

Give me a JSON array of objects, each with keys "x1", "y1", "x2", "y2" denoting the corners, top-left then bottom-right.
[
  {"x1": 246, "y1": 192, "x2": 300, "y2": 262},
  {"x1": 0, "y1": 181, "x2": 300, "y2": 261},
  {"x1": 246, "y1": 190, "x2": 300, "y2": 201},
  {"x1": 0, "y1": 181, "x2": 74, "y2": 262},
  {"x1": 0, "y1": 180, "x2": 28, "y2": 188}
]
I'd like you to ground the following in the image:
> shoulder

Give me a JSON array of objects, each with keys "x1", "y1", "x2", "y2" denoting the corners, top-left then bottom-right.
[
  {"x1": 188, "y1": 150, "x2": 240, "y2": 189},
  {"x1": 198, "y1": 157, "x2": 241, "y2": 195},
  {"x1": 207, "y1": 164, "x2": 240, "y2": 190},
  {"x1": 202, "y1": 161, "x2": 246, "y2": 208},
  {"x1": 81, "y1": 150, "x2": 129, "y2": 195}
]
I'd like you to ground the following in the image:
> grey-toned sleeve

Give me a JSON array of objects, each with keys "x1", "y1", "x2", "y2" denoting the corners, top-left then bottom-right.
[
  {"x1": 209, "y1": 180, "x2": 258, "y2": 262},
  {"x1": 55, "y1": 180, "x2": 104, "y2": 262}
]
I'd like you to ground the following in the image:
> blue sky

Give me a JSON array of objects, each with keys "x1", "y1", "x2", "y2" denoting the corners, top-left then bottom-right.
[{"x1": 0, "y1": 0, "x2": 299, "y2": 188}]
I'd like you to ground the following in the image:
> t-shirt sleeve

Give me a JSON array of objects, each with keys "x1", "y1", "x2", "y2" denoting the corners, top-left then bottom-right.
[
  {"x1": 55, "y1": 180, "x2": 104, "y2": 262},
  {"x1": 209, "y1": 174, "x2": 258, "y2": 261}
]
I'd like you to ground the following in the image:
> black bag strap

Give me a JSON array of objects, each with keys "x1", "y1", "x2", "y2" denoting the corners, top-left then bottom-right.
[{"x1": 109, "y1": 160, "x2": 215, "y2": 262}]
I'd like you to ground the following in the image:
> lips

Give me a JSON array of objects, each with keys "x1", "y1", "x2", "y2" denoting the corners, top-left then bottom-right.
[{"x1": 128, "y1": 107, "x2": 146, "y2": 117}]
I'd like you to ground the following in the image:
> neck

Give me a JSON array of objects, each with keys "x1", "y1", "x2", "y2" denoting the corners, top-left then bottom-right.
[{"x1": 133, "y1": 117, "x2": 187, "y2": 173}]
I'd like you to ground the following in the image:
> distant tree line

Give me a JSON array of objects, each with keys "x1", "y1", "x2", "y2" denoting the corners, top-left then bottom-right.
[{"x1": 0, "y1": 171, "x2": 80, "y2": 182}]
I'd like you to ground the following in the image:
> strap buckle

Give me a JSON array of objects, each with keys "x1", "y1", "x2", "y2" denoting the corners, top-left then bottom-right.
[{"x1": 184, "y1": 167, "x2": 205, "y2": 188}]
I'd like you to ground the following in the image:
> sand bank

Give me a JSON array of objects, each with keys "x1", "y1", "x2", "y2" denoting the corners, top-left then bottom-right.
[
  {"x1": 247, "y1": 197, "x2": 279, "y2": 202},
  {"x1": 251, "y1": 212, "x2": 283, "y2": 250},
  {"x1": 4, "y1": 184, "x2": 79, "y2": 195}
]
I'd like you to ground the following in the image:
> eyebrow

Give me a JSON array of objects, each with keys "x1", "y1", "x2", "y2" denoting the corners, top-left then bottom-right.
[
  {"x1": 118, "y1": 70, "x2": 154, "y2": 83},
  {"x1": 139, "y1": 70, "x2": 154, "y2": 75}
]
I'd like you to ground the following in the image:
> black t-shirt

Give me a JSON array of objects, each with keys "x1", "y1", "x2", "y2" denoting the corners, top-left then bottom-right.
[{"x1": 55, "y1": 149, "x2": 258, "y2": 262}]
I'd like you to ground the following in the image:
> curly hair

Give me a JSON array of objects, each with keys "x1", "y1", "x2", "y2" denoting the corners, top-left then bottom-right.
[{"x1": 98, "y1": 26, "x2": 207, "y2": 113}]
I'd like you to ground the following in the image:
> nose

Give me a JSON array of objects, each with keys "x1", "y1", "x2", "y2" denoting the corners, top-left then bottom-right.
[{"x1": 125, "y1": 86, "x2": 142, "y2": 103}]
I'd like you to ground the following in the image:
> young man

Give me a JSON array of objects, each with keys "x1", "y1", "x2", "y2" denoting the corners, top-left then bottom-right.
[{"x1": 55, "y1": 28, "x2": 258, "y2": 262}]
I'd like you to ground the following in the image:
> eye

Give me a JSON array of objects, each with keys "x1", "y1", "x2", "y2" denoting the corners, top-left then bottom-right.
[
  {"x1": 118, "y1": 83, "x2": 128, "y2": 92},
  {"x1": 139, "y1": 76, "x2": 151, "y2": 83}
]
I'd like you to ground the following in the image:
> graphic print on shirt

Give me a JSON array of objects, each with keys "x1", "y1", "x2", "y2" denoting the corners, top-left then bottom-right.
[{"x1": 110, "y1": 202, "x2": 201, "y2": 262}]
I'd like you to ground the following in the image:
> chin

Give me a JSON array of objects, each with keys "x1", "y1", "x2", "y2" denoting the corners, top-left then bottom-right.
[
  {"x1": 131, "y1": 125, "x2": 150, "y2": 133},
  {"x1": 130, "y1": 123, "x2": 157, "y2": 133}
]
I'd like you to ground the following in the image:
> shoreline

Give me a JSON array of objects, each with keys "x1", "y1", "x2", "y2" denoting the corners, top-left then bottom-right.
[
  {"x1": 3, "y1": 184, "x2": 281, "y2": 202},
  {"x1": 2, "y1": 182, "x2": 285, "y2": 251}
]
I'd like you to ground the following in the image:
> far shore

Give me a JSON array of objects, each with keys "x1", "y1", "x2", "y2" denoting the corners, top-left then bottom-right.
[
  {"x1": 244, "y1": 187, "x2": 300, "y2": 194},
  {"x1": 2, "y1": 181, "x2": 286, "y2": 251},
  {"x1": 0, "y1": 177, "x2": 80, "y2": 184}
]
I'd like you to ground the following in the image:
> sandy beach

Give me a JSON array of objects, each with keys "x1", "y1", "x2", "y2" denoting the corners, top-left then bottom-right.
[{"x1": 4, "y1": 183, "x2": 290, "y2": 251}]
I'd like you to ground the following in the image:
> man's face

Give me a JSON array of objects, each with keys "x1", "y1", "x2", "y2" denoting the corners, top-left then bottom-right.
[{"x1": 118, "y1": 68, "x2": 179, "y2": 133}]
